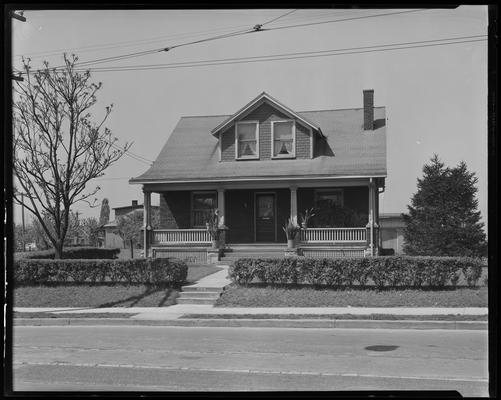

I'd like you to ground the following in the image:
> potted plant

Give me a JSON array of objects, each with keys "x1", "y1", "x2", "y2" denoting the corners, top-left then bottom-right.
[
  {"x1": 299, "y1": 207, "x2": 316, "y2": 229},
  {"x1": 282, "y1": 217, "x2": 301, "y2": 249},
  {"x1": 206, "y1": 209, "x2": 221, "y2": 249}
]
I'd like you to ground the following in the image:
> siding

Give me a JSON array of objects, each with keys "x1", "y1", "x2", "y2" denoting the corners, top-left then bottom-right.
[{"x1": 220, "y1": 102, "x2": 312, "y2": 162}]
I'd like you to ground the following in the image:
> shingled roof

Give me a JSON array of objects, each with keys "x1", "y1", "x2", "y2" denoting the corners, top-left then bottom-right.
[{"x1": 130, "y1": 102, "x2": 387, "y2": 184}]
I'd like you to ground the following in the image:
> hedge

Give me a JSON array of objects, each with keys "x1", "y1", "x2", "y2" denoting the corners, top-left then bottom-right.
[
  {"x1": 14, "y1": 258, "x2": 188, "y2": 286},
  {"x1": 15, "y1": 247, "x2": 121, "y2": 260},
  {"x1": 228, "y1": 256, "x2": 485, "y2": 289}
]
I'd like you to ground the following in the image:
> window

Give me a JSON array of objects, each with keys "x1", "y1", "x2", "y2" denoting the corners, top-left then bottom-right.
[
  {"x1": 235, "y1": 121, "x2": 259, "y2": 159},
  {"x1": 192, "y1": 192, "x2": 217, "y2": 227},
  {"x1": 272, "y1": 120, "x2": 295, "y2": 158},
  {"x1": 315, "y1": 189, "x2": 344, "y2": 207}
]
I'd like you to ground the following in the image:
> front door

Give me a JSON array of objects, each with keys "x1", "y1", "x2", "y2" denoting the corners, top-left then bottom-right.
[{"x1": 255, "y1": 193, "x2": 276, "y2": 242}]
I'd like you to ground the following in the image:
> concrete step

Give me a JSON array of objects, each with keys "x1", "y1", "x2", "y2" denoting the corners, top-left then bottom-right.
[
  {"x1": 176, "y1": 297, "x2": 220, "y2": 305},
  {"x1": 180, "y1": 286, "x2": 223, "y2": 292},
  {"x1": 178, "y1": 291, "x2": 221, "y2": 299}
]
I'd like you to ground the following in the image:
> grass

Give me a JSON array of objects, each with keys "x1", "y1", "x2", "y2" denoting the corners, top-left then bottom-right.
[
  {"x1": 14, "y1": 312, "x2": 137, "y2": 319},
  {"x1": 180, "y1": 314, "x2": 488, "y2": 321},
  {"x1": 13, "y1": 264, "x2": 222, "y2": 308},
  {"x1": 215, "y1": 284, "x2": 488, "y2": 308},
  {"x1": 14, "y1": 284, "x2": 179, "y2": 308}
]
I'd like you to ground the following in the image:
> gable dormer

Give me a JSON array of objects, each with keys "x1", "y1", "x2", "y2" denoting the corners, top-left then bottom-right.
[{"x1": 211, "y1": 92, "x2": 323, "y2": 162}]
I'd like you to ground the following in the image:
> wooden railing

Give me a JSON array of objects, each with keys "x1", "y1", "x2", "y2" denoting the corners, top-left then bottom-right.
[
  {"x1": 152, "y1": 229, "x2": 211, "y2": 245},
  {"x1": 299, "y1": 227, "x2": 367, "y2": 244}
]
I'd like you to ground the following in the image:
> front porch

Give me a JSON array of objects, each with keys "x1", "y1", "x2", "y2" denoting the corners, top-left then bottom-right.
[{"x1": 141, "y1": 177, "x2": 383, "y2": 262}]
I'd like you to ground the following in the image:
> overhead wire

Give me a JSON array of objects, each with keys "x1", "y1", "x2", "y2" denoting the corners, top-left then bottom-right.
[
  {"x1": 65, "y1": 35, "x2": 487, "y2": 73},
  {"x1": 17, "y1": 8, "x2": 429, "y2": 73}
]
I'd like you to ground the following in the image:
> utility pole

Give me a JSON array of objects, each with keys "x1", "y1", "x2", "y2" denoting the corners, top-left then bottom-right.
[
  {"x1": 21, "y1": 193, "x2": 26, "y2": 251},
  {"x1": 11, "y1": 10, "x2": 26, "y2": 81}
]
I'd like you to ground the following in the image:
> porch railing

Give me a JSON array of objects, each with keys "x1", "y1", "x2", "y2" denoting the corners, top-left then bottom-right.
[
  {"x1": 299, "y1": 227, "x2": 367, "y2": 244},
  {"x1": 152, "y1": 229, "x2": 211, "y2": 245}
]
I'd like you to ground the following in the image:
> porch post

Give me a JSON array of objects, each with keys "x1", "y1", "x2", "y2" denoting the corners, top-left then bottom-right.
[
  {"x1": 366, "y1": 179, "x2": 374, "y2": 256},
  {"x1": 290, "y1": 186, "x2": 298, "y2": 222},
  {"x1": 143, "y1": 189, "x2": 152, "y2": 258},
  {"x1": 217, "y1": 188, "x2": 225, "y2": 227},
  {"x1": 366, "y1": 178, "x2": 379, "y2": 256},
  {"x1": 217, "y1": 188, "x2": 227, "y2": 248}
]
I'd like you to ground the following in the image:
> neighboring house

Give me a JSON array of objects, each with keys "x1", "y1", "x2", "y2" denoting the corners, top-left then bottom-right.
[
  {"x1": 100, "y1": 200, "x2": 159, "y2": 248},
  {"x1": 130, "y1": 90, "x2": 387, "y2": 262},
  {"x1": 379, "y1": 213, "x2": 406, "y2": 255}
]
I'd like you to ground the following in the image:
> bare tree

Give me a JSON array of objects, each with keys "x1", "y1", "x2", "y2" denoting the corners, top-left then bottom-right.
[{"x1": 13, "y1": 54, "x2": 130, "y2": 258}]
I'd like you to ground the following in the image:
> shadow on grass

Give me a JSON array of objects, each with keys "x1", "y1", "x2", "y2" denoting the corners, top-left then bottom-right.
[{"x1": 97, "y1": 285, "x2": 176, "y2": 308}]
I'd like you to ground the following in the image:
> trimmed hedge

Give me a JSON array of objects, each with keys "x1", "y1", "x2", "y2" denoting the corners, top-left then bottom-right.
[
  {"x1": 228, "y1": 256, "x2": 485, "y2": 289},
  {"x1": 15, "y1": 247, "x2": 121, "y2": 260},
  {"x1": 14, "y1": 258, "x2": 188, "y2": 286}
]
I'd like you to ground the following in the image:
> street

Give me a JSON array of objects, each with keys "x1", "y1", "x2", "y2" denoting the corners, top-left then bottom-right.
[{"x1": 12, "y1": 325, "x2": 488, "y2": 395}]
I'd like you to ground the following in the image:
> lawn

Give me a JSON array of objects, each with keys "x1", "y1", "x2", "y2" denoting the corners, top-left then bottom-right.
[
  {"x1": 180, "y1": 314, "x2": 488, "y2": 321},
  {"x1": 13, "y1": 264, "x2": 222, "y2": 308},
  {"x1": 215, "y1": 284, "x2": 488, "y2": 308}
]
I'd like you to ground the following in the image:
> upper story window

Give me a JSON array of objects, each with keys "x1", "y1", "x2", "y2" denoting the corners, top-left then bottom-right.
[
  {"x1": 272, "y1": 120, "x2": 295, "y2": 158},
  {"x1": 235, "y1": 121, "x2": 259, "y2": 160}
]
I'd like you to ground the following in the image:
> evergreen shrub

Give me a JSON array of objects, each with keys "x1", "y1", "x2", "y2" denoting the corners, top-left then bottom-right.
[
  {"x1": 228, "y1": 256, "x2": 485, "y2": 289},
  {"x1": 14, "y1": 258, "x2": 187, "y2": 286},
  {"x1": 15, "y1": 247, "x2": 121, "y2": 260}
]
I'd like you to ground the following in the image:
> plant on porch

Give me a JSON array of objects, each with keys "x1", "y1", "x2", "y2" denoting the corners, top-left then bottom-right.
[
  {"x1": 282, "y1": 217, "x2": 301, "y2": 248},
  {"x1": 206, "y1": 209, "x2": 223, "y2": 249},
  {"x1": 299, "y1": 208, "x2": 316, "y2": 229}
]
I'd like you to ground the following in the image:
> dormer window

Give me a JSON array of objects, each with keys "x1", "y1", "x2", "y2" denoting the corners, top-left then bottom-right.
[
  {"x1": 235, "y1": 121, "x2": 259, "y2": 160},
  {"x1": 272, "y1": 120, "x2": 295, "y2": 158}
]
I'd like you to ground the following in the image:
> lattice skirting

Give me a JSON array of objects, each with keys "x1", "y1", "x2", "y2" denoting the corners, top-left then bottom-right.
[
  {"x1": 152, "y1": 247, "x2": 207, "y2": 263},
  {"x1": 301, "y1": 248, "x2": 366, "y2": 258}
]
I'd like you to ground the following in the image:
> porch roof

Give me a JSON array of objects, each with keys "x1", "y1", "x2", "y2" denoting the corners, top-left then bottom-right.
[{"x1": 130, "y1": 107, "x2": 386, "y2": 184}]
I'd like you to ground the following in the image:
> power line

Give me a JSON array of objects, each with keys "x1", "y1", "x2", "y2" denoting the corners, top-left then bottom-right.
[
  {"x1": 110, "y1": 142, "x2": 153, "y2": 164},
  {"x1": 65, "y1": 35, "x2": 487, "y2": 73},
  {"x1": 261, "y1": 9, "x2": 297, "y2": 26},
  {"x1": 19, "y1": 8, "x2": 429, "y2": 73},
  {"x1": 15, "y1": 23, "x2": 253, "y2": 59}
]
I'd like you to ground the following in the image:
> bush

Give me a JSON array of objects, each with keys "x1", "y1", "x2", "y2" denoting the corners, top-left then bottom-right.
[
  {"x1": 15, "y1": 247, "x2": 121, "y2": 260},
  {"x1": 14, "y1": 257, "x2": 187, "y2": 286},
  {"x1": 228, "y1": 256, "x2": 486, "y2": 289}
]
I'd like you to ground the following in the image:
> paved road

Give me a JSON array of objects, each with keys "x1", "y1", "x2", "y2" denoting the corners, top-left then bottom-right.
[{"x1": 11, "y1": 326, "x2": 488, "y2": 395}]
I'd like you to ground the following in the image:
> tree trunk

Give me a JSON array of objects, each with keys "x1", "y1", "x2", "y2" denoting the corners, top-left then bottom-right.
[
  {"x1": 54, "y1": 241, "x2": 64, "y2": 259},
  {"x1": 130, "y1": 239, "x2": 134, "y2": 259}
]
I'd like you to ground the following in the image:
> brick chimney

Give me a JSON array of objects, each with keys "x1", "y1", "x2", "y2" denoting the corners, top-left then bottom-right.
[
  {"x1": 363, "y1": 89, "x2": 374, "y2": 130},
  {"x1": 132, "y1": 200, "x2": 138, "y2": 207}
]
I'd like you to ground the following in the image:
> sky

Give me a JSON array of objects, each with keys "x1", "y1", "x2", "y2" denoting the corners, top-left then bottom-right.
[{"x1": 11, "y1": 7, "x2": 488, "y2": 228}]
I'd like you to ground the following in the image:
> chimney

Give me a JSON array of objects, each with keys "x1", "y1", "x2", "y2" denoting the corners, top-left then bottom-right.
[
  {"x1": 363, "y1": 89, "x2": 374, "y2": 130},
  {"x1": 132, "y1": 200, "x2": 138, "y2": 207}
]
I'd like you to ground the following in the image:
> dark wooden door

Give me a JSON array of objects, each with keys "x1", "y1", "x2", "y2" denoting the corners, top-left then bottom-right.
[{"x1": 256, "y1": 194, "x2": 276, "y2": 242}]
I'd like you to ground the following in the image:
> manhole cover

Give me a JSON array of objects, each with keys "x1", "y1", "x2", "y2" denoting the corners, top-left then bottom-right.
[{"x1": 365, "y1": 345, "x2": 399, "y2": 352}]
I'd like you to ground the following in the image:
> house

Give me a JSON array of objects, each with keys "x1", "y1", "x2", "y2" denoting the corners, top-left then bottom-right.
[
  {"x1": 99, "y1": 200, "x2": 160, "y2": 248},
  {"x1": 379, "y1": 213, "x2": 406, "y2": 255},
  {"x1": 130, "y1": 90, "x2": 387, "y2": 262}
]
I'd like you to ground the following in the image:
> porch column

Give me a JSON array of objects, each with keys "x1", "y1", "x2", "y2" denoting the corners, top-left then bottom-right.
[
  {"x1": 217, "y1": 188, "x2": 227, "y2": 249},
  {"x1": 217, "y1": 188, "x2": 226, "y2": 227},
  {"x1": 290, "y1": 186, "x2": 298, "y2": 222},
  {"x1": 366, "y1": 179, "x2": 379, "y2": 256},
  {"x1": 143, "y1": 189, "x2": 152, "y2": 258}
]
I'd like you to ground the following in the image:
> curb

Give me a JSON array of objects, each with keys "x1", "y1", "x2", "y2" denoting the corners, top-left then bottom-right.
[{"x1": 13, "y1": 318, "x2": 488, "y2": 330}]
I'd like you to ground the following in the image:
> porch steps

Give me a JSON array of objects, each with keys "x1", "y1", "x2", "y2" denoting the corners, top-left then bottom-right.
[{"x1": 221, "y1": 246, "x2": 285, "y2": 262}]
